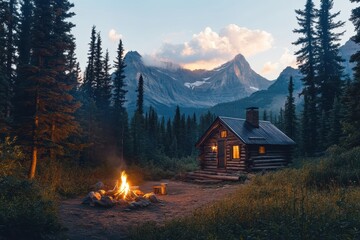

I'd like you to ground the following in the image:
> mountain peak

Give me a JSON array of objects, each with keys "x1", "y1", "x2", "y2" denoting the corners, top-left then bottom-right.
[
  {"x1": 125, "y1": 51, "x2": 142, "y2": 61},
  {"x1": 279, "y1": 66, "x2": 299, "y2": 76},
  {"x1": 233, "y1": 53, "x2": 246, "y2": 62}
]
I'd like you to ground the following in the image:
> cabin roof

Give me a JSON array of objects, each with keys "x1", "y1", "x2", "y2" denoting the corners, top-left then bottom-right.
[{"x1": 196, "y1": 116, "x2": 296, "y2": 147}]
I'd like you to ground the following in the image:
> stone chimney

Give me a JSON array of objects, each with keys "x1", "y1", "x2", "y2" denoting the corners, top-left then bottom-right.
[{"x1": 246, "y1": 107, "x2": 259, "y2": 128}]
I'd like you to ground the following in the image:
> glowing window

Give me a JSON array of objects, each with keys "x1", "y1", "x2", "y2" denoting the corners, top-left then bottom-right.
[
  {"x1": 220, "y1": 130, "x2": 227, "y2": 138},
  {"x1": 259, "y1": 146, "x2": 266, "y2": 154},
  {"x1": 233, "y1": 145, "x2": 240, "y2": 159}
]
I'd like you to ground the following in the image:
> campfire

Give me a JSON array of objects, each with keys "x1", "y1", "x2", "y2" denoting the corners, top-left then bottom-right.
[{"x1": 82, "y1": 171, "x2": 162, "y2": 209}]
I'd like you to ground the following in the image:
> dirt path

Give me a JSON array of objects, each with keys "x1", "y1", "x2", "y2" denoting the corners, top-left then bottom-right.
[{"x1": 59, "y1": 180, "x2": 243, "y2": 239}]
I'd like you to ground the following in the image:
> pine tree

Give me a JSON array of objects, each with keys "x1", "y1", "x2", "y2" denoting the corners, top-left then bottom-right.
[
  {"x1": 83, "y1": 26, "x2": 96, "y2": 97},
  {"x1": 131, "y1": 74, "x2": 145, "y2": 161},
  {"x1": 12, "y1": 0, "x2": 33, "y2": 145},
  {"x1": 93, "y1": 32, "x2": 104, "y2": 109},
  {"x1": 164, "y1": 118, "x2": 172, "y2": 157},
  {"x1": 113, "y1": 39, "x2": 127, "y2": 114},
  {"x1": 79, "y1": 26, "x2": 98, "y2": 162},
  {"x1": 4, "y1": 0, "x2": 19, "y2": 120},
  {"x1": 276, "y1": 108, "x2": 285, "y2": 131},
  {"x1": 262, "y1": 110, "x2": 268, "y2": 121},
  {"x1": 293, "y1": 0, "x2": 318, "y2": 156},
  {"x1": 14, "y1": 0, "x2": 80, "y2": 178},
  {"x1": 24, "y1": 0, "x2": 57, "y2": 178},
  {"x1": 284, "y1": 77, "x2": 297, "y2": 140},
  {"x1": 0, "y1": 0, "x2": 19, "y2": 134},
  {"x1": 100, "y1": 49, "x2": 111, "y2": 111},
  {"x1": 328, "y1": 97, "x2": 341, "y2": 146},
  {"x1": 341, "y1": 0, "x2": 360, "y2": 148},
  {"x1": 136, "y1": 74, "x2": 144, "y2": 115},
  {"x1": 112, "y1": 39, "x2": 128, "y2": 162},
  {"x1": 48, "y1": 0, "x2": 80, "y2": 161},
  {"x1": 0, "y1": 1, "x2": 8, "y2": 134},
  {"x1": 317, "y1": 0, "x2": 345, "y2": 114}
]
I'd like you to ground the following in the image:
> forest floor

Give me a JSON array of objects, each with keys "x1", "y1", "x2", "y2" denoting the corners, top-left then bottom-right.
[{"x1": 59, "y1": 180, "x2": 244, "y2": 239}]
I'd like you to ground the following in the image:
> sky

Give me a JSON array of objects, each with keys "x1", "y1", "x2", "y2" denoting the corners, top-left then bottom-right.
[{"x1": 71, "y1": 0, "x2": 356, "y2": 80}]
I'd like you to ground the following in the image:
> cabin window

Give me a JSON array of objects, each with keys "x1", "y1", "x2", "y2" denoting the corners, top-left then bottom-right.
[
  {"x1": 220, "y1": 130, "x2": 227, "y2": 138},
  {"x1": 259, "y1": 146, "x2": 266, "y2": 154},
  {"x1": 211, "y1": 145, "x2": 217, "y2": 152},
  {"x1": 232, "y1": 145, "x2": 240, "y2": 159}
]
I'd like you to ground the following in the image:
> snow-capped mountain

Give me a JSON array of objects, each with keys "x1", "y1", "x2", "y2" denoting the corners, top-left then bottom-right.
[
  {"x1": 120, "y1": 39, "x2": 359, "y2": 117},
  {"x1": 208, "y1": 39, "x2": 360, "y2": 118},
  {"x1": 209, "y1": 67, "x2": 303, "y2": 118},
  {"x1": 122, "y1": 52, "x2": 271, "y2": 115}
]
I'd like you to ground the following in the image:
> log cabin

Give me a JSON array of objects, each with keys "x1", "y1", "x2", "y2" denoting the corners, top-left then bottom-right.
[{"x1": 195, "y1": 107, "x2": 296, "y2": 174}]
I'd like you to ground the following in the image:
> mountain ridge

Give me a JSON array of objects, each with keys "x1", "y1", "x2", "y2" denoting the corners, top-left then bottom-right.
[
  {"x1": 120, "y1": 39, "x2": 359, "y2": 118},
  {"x1": 122, "y1": 52, "x2": 271, "y2": 116}
]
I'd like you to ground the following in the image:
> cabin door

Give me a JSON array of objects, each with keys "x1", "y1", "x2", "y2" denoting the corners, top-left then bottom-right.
[{"x1": 217, "y1": 140, "x2": 226, "y2": 168}]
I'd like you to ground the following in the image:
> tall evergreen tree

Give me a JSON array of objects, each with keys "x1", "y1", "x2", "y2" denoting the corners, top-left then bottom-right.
[
  {"x1": 317, "y1": 0, "x2": 345, "y2": 114},
  {"x1": 293, "y1": 0, "x2": 318, "y2": 156},
  {"x1": 14, "y1": 0, "x2": 79, "y2": 178},
  {"x1": 79, "y1": 26, "x2": 98, "y2": 162},
  {"x1": 131, "y1": 74, "x2": 145, "y2": 161},
  {"x1": 12, "y1": 0, "x2": 33, "y2": 146},
  {"x1": 284, "y1": 77, "x2": 297, "y2": 140},
  {"x1": 0, "y1": 0, "x2": 19, "y2": 134},
  {"x1": 48, "y1": 0, "x2": 80, "y2": 161},
  {"x1": 4, "y1": 0, "x2": 19, "y2": 121},
  {"x1": 0, "y1": 1, "x2": 8, "y2": 134},
  {"x1": 342, "y1": 0, "x2": 360, "y2": 148},
  {"x1": 136, "y1": 74, "x2": 144, "y2": 115},
  {"x1": 112, "y1": 39, "x2": 128, "y2": 162},
  {"x1": 262, "y1": 109, "x2": 268, "y2": 121},
  {"x1": 328, "y1": 97, "x2": 341, "y2": 146},
  {"x1": 97, "y1": 49, "x2": 111, "y2": 112},
  {"x1": 93, "y1": 32, "x2": 104, "y2": 108},
  {"x1": 82, "y1": 26, "x2": 96, "y2": 97},
  {"x1": 25, "y1": 0, "x2": 56, "y2": 178}
]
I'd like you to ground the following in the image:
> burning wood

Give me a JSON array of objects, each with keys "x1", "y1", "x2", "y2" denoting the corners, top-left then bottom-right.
[{"x1": 82, "y1": 171, "x2": 160, "y2": 209}]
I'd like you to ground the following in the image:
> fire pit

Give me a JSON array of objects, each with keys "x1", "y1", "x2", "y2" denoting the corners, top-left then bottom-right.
[{"x1": 82, "y1": 171, "x2": 161, "y2": 209}]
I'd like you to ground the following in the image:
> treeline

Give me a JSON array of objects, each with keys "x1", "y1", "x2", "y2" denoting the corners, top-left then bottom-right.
[
  {"x1": 262, "y1": 0, "x2": 360, "y2": 157},
  {"x1": 0, "y1": 0, "x2": 216, "y2": 179}
]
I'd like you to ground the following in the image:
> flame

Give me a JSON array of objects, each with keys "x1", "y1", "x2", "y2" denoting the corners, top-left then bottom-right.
[{"x1": 118, "y1": 171, "x2": 130, "y2": 200}]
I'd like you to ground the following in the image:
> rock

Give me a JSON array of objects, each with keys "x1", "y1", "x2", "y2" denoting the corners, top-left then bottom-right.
[
  {"x1": 82, "y1": 191, "x2": 101, "y2": 204},
  {"x1": 94, "y1": 196, "x2": 115, "y2": 208},
  {"x1": 128, "y1": 198, "x2": 151, "y2": 209},
  {"x1": 143, "y1": 192, "x2": 160, "y2": 203},
  {"x1": 90, "y1": 191, "x2": 102, "y2": 201},
  {"x1": 98, "y1": 190, "x2": 106, "y2": 195},
  {"x1": 133, "y1": 189, "x2": 144, "y2": 196},
  {"x1": 117, "y1": 199, "x2": 129, "y2": 207},
  {"x1": 94, "y1": 181, "x2": 104, "y2": 191}
]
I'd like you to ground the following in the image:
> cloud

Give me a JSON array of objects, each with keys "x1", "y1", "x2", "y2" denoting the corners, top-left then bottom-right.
[
  {"x1": 155, "y1": 24, "x2": 274, "y2": 70},
  {"x1": 261, "y1": 48, "x2": 297, "y2": 79},
  {"x1": 262, "y1": 62, "x2": 279, "y2": 76},
  {"x1": 108, "y1": 29, "x2": 122, "y2": 42},
  {"x1": 279, "y1": 48, "x2": 297, "y2": 68}
]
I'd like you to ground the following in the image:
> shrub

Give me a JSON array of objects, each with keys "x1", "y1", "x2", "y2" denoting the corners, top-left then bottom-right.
[{"x1": 0, "y1": 177, "x2": 60, "y2": 240}]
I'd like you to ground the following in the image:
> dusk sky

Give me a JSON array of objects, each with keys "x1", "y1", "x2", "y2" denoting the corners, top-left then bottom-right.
[{"x1": 72, "y1": 0, "x2": 355, "y2": 80}]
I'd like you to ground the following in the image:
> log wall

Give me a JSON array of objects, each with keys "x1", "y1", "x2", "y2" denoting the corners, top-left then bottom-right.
[{"x1": 247, "y1": 145, "x2": 292, "y2": 171}]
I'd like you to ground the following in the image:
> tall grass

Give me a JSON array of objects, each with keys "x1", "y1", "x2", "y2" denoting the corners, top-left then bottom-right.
[
  {"x1": 0, "y1": 177, "x2": 60, "y2": 240},
  {"x1": 129, "y1": 147, "x2": 360, "y2": 239}
]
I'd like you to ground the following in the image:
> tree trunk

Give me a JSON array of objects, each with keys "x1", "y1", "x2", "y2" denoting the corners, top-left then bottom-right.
[
  {"x1": 29, "y1": 93, "x2": 39, "y2": 179},
  {"x1": 50, "y1": 121, "x2": 56, "y2": 161},
  {"x1": 28, "y1": 145, "x2": 37, "y2": 179}
]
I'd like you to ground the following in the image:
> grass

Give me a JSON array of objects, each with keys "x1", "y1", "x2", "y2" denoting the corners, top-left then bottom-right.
[
  {"x1": 3, "y1": 136, "x2": 360, "y2": 239},
  {"x1": 129, "y1": 147, "x2": 360, "y2": 239}
]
